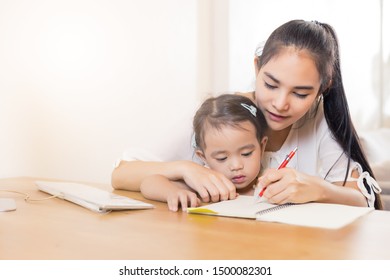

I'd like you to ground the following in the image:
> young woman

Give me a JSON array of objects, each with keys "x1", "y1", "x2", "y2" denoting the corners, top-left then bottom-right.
[
  {"x1": 248, "y1": 20, "x2": 382, "y2": 209},
  {"x1": 112, "y1": 19, "x2": 382, "y2": 209},
  {"x1": 140, "y1": 94, "x2": 268, "y2": 211}
]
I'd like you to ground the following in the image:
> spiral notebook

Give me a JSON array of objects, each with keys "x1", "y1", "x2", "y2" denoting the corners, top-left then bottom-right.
[
  {"x1": 187, "y1": 195, "x2": 373, "y2": 229},
  {"x1": 36, "y1": 181, "x2": 154, "y2": 213}
]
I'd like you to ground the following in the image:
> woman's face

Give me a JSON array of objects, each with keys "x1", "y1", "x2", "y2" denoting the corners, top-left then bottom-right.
[{"x1": 254, "y1": 47, "x2": 321, "y2": 132}]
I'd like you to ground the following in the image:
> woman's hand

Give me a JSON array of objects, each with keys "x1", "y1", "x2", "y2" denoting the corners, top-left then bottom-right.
[
  {"x1": 256, "y1": 168, "x2": 324, "y2": 204},
  {"x1": 179, "y1": 161, "x2": 237, "y2": 203},
  {"x1": 112, "y1": 159, "x2": 237, "y2": 203},
  {"x1": 256, "y1": 168, "x2": 367, "y2": 207}
]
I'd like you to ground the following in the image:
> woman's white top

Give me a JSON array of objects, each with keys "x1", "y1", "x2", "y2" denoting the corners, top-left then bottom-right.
[
  {"x1": 116, "y1": 100, "x2": 381, "y2": 207},
  {"x1": 116, "y1": 103, "x2": 197, "y2": 163}
]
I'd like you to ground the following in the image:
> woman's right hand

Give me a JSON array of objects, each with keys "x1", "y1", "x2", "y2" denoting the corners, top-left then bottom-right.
[{"x1": 178, "y1": 161, "x2": 237, "y2": 202}]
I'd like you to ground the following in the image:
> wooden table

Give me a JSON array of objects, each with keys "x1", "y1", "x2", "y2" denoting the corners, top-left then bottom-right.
[{"x1": 1, "y1": 177, "x2": 390, "y2": 260}]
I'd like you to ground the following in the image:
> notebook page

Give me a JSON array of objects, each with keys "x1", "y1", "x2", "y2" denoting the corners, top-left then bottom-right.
[
  {"x1": 256, "y1": 202, "x2": 374, "y2": 229},
  {"x1": 188, "y1": 196, "x2": 374, "y2": 229},
  {"x1": 188, "y1": 195, "x2": 277, "y2": 219}
]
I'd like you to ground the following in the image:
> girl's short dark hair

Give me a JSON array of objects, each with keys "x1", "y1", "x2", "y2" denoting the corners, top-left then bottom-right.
[{"x1": 193, "y1": 94, "x2": 267, "y2": 150}]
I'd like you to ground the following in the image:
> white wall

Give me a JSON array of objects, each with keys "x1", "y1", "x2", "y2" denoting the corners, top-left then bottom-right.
[
  {"x1": 0, "y1": 0, "x2": 387, "y2": 184},
  {"x1": 383, "y1": 0, "x2": 390, "y2": 126},
  {"x1": 0, "y1": 0, "x2": 200, "y2": 183}
]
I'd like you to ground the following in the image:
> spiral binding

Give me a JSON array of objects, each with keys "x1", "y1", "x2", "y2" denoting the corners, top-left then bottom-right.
[{"x1": 255, "y1": 203, "x2": 295, "y2": 216}]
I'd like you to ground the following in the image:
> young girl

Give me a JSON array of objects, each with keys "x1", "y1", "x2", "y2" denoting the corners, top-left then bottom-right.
[
  {"x1": 140, "y1": 94, "x2": 268, "y2": 211},
  {"x1": 112, "y1": 20, "x2": 382, "y2": 209}
]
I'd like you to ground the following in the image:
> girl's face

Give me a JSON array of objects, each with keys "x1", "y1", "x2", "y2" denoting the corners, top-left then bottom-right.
[
  {"x1": 254, "y1": 47, "x2": 321, "y2": 132},
  {"x1": 196, "y1": 121, "x2": 266, "y2": 191}
]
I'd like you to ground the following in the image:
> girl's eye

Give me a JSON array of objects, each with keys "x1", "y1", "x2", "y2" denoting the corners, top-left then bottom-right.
[
  {"x1": 242, "y1": 151, "x2": 253, "y2": 157},
  {"x1": 264, "y1": 82, "x2": 277, "y2": 90},
  {"x1": 216, "y1": 157, "x2": 227, "y2": 162}
]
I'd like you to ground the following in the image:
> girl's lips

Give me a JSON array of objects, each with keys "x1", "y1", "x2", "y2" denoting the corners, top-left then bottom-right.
[{"x1": 232, "y1": 175, "x2": 246, "y2": 184}]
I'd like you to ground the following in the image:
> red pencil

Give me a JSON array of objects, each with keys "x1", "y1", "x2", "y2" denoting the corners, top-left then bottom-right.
[{"x1": 259, "y1": 147, "x2": 297, "y2": 197}]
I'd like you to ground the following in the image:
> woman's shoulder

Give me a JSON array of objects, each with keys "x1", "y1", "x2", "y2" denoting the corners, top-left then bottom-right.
[
  {"x1": 295, "y1": 101, "x2": 326, "y2": 129},
  {"x1": 292, "y1": 101, "x2": 330, "y2": 145},
  {"x1": 235, "y1": 91, "x2": 256, "y2": 102}
]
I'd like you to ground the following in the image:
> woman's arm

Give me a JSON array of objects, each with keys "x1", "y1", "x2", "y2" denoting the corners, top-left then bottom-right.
[
  {"x1": 140, "y1": 174, "x2": 200, "y2": 211},
  {"x1": 111, "y1": 160, "x2": 237, "y2": 202},
  {"x1": 257, "y1": 168, "x2": 367, "y2": 207},
  {"x1": 255, "y1": 101, "x2": 370, "y2": 207},
  {"x1": 112, "y1": 160, "x2": 183, "y2": 191}
]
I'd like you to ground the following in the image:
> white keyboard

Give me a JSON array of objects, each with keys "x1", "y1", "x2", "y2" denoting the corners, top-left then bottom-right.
[{"x1": 36, "y1": 181, "x2": 154, "y2": 213}]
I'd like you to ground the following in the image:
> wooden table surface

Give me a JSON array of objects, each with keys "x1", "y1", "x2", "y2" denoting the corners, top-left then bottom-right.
[{"x1": 1, "y1": 177, "x2": 390, "y2": 260}]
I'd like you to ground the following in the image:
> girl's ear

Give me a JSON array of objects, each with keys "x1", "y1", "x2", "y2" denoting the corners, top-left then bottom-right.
[
  {"x1": 260, "y1": 136, "x2": 268, "y2": 155},
  {"x1": 195, "y1": 149, "x2": 207, "y2": 164}
]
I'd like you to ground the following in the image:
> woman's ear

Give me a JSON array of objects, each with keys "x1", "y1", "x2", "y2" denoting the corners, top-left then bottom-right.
[{"x1": 321, "y1": 79, "x2": 332, "y2": 96}]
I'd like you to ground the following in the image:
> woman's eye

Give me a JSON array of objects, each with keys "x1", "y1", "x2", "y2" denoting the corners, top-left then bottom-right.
[
  {"x1": 293, "y1": 92, "x2": 309, "y2": 99},
  {"x1": 264, "y1": 82, "x2": 277, "y2": 90}
]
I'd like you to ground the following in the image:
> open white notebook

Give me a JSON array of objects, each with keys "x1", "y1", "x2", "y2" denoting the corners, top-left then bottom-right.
[
  {"x1": 36, "y1": 181, "x2": 154, "y2": 213},
  {"x1": 187, "y1": 195, "x2": 374, "y2": 229}
]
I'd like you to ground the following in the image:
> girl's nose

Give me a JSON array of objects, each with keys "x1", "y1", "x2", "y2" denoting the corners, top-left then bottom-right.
[{"x1": 230, "y1": 158, "x2": 244, "y2": 171}]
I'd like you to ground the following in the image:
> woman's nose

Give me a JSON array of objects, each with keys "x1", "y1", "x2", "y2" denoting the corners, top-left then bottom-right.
[{"x1": 272, "y1": 92, "x2": 289, "y2": 111}]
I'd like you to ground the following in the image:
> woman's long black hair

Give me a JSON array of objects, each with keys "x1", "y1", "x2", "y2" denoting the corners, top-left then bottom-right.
[{"x1": 257, "y1": 20, "x2": 382, "y2": 209}]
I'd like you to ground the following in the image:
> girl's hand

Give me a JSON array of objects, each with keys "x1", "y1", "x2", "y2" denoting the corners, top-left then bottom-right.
[
  {"x1": 179, "y1": 161, "x2": 236, "y2": 203},
  {"x1": 140, "y1": 174, "x2": 201, "y2": 212},
  {"x1": 256, "y1": 168, "x2": 323, "y2": 204},
  {"x1": 166, "y1": 189, "x2": 200, "y2": 212}
]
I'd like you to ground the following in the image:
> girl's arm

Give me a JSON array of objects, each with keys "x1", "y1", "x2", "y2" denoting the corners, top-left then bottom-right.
[
  {"x1": 140, "y1": 174, "x2": 200, "y2": 212},
  {"x1": 111, "y1": 160, "x2": 237, "y2": 203}
]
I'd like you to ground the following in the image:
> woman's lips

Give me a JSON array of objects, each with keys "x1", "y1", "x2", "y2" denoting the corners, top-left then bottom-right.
[{"x1": 267, "y1": 111, "x2": 288, "y2": 122}]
